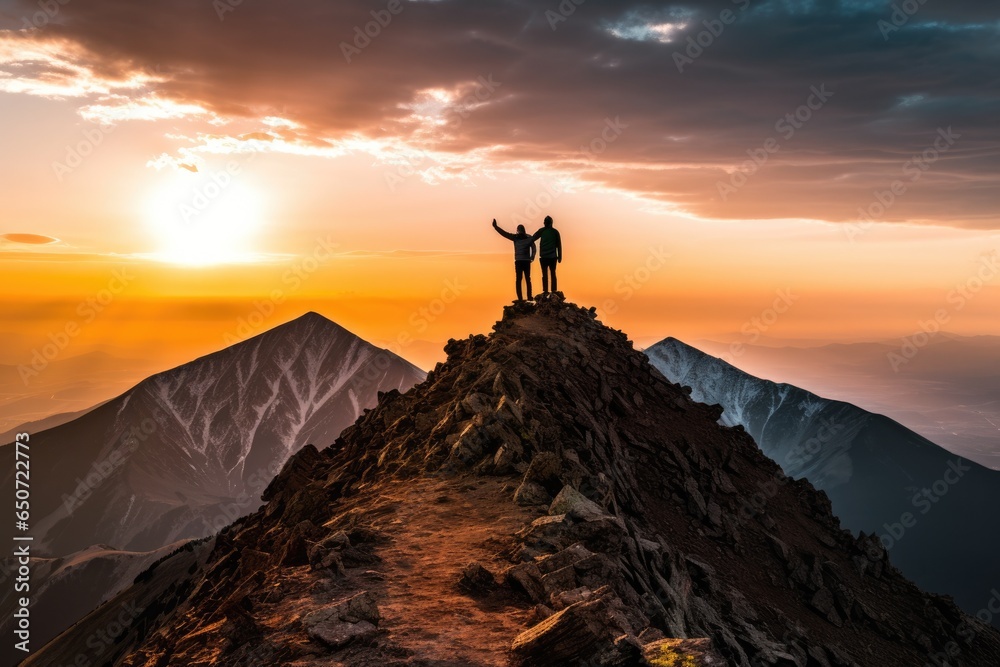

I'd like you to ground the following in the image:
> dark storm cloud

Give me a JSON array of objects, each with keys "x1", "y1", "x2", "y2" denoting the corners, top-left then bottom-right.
[{"x1": 5, "y1": 0, "x2": 999, "y2": 227}]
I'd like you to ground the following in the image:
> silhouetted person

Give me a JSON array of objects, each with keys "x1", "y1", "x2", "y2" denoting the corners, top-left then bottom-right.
[
  {"x1": 532, "y1": 215, "x2": 562, "y2": 293},
  {"x1": 492, "y1": 219, "x2": 536, "y2": 301}
]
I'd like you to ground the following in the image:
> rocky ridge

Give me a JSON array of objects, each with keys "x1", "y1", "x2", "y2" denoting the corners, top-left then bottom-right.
[{"x1": 27, "y1": 294, "x2": 1000, "y2": 667}]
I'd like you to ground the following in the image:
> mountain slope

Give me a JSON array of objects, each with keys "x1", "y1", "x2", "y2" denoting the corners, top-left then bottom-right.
[
  {"x1": 0, "y1": 312, "x2": 424, "y2": 666},
  {"x1": 1, "y1": 312, "x2": 425, "y2": 557},
  {"x1": 646, "y1": 337, "x2": 1000, "y2": 627},
  {"x1": 689, "y1": 336, "x2": 1000, "y2": 468},
  {"x1": 29, "y1": 296, "x2": 1000, "y2": 667},
  {"x1": 0, "y1": 541, "x2": 186, "y2": 653},
  {"x1": 0, "y1": 404, "x2": 105, "y2": 445}
]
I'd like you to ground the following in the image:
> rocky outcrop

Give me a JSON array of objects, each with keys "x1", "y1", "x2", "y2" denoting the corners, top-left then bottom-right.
[{"x1": 28, "y1": 294, "x2": 1000, "y2": 667}]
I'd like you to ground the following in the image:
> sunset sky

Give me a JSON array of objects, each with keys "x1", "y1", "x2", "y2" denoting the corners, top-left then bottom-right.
[{"x1": 1, "y1": 0, "x2": 997, "y2": 376}]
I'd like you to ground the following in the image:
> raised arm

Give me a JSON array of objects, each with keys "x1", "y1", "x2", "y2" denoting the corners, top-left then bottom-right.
[{"x1": 492, "y1": 219, "x2": 516, "y2": 241}]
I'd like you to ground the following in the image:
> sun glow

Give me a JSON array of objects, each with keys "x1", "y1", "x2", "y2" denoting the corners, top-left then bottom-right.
[{"x1": 143, "y1": 172, "x2": 267, "y2": 266}]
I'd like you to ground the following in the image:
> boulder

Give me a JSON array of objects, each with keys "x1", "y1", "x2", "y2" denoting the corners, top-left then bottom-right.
[
  {"x1": 566, "y1": 515, "x2": 627, "y2": 553},
  {"x1": 536, "y1": 542, "x2": 594, "y2": 574},
  {"x1": 540, "y1": 564, "x2": 578, "y2": 600},
  {"x1": 459, "y1": 561, "x2": 497, "y2": 594},
  {"x1": 308, "y1": 531, "x2": 352, "y2": 574},
  {"x1": 495, "y1": 394, "x2": 524, "y2": 425},
  {"x1": 549, "y1": 485, "x2": 609, "y2": 522},
  {"x1": 511, "y1": 591, "x2": 638, "y2": 666},
  {"x1": 810, "y1": 588, "x2": 843, "y2": 627},
  {"x1": 461, "y1": 392, "x2": 493, "y2": 417},
  {"x1": 450, "y1": 423, "x2": 488, "y2": 465},
  {"x1": 309, "y1": 620, "x2": 377, "y2": 648},
  {"x1": 550, "y1": 586, "x2": 595, "y2": 610},
  {"x1": 303, "y1": 591, "x2": 380, "y2": 649},
  {"x1": 517, "y1": 514, "x2": 573, "y2": 553},
  {"x1": 514, "y1": 481, "x2": 552, "y2": 506},
  {"x1": 525, "y1": 451, "x2": 562, "y2": 486},
  {"x1": 506, "y1": 562, "x2": 546, "y2": 603},
  {"x1": 493, "y1": 444, "x2": 520, "y2": 474}
]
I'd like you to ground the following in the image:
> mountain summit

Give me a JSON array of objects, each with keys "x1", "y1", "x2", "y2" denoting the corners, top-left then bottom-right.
[
  {"x1": 1, "y1": 311, "x2": 424, "y2": 656},
  {"x1": 29, "y1": 295, "x2": 1000, "y2": 667},
  {"x1": 4, "y1": 311, "x2": 424, "y2": 556}
]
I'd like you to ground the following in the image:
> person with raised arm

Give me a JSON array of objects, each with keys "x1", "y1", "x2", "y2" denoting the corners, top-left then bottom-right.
[{"x1": 492, "y1": 219, "x2": 536, "y2": 301}]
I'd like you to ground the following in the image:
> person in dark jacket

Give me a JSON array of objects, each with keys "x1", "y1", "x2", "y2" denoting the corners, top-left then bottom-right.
[
  {"x1": 492, "y1": 219, "x2": 536, "y2": 301},
  {"x1": 532, "y1": 215, "x2": 562, "y2": 293}
]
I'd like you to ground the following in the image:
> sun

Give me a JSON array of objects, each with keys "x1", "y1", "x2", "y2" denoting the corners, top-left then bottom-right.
[{"x1": 144, "y1": 171, "x2": 267, "y2": 266}]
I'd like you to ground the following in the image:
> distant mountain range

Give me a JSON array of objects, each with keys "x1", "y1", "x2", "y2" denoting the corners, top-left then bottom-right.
[
  {"x1": 647, "y1": 337, "x2": 1000, "y2": 626},
  {"x1": 0, "y1": 350, "x2": 163, "y2": 438},
  {"x1": 690, "y1": 334, "x2": 1000, "y2": 469},
  {"x1": 0, "y1": 312, "x2": 425, "y2": 654}
]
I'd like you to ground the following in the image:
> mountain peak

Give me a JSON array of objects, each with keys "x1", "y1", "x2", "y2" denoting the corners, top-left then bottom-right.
[
  {"x1": 488, "y1": 293, "x2": 609, "y2": 338},
  {"x1": 295, "y1": 310, "x2": 335, "y2": 325},
  {"x1": 3, "y1": 304, "x2": 428, "y2": 650},
  {"x1": 30, "y1": 297, "x2": 1000, "y2": 667},
  {"x1": 264, "y1": 310, "x2": 342, "y2": 337}
]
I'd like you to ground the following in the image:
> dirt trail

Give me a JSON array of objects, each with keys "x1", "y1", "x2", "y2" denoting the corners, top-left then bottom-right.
[{"x1": 372, "y1": 476, "x2": 538, "y2": 666}]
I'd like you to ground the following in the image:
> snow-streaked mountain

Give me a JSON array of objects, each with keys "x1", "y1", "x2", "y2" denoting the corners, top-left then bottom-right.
[
  {"x1": 647, "y1": 337, "x2": 1000, "y2": 626},
  {"x1": 690, "y1": 335, "x2": 1000, "y2": 468},
  {"x1": 1, "y1": 312, "x2": 425, "y2": 557}
]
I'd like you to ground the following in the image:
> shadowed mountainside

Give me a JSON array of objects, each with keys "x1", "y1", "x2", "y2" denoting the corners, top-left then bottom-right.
[
  {"x1": 0, "y1": 312, "x2": 425, "y2": 660},
  {"x1": 27, "y1": 297, "x2": 1000, "y2": 667},
  {"x1": 1, "y1": 312, "x2": 425, "y2": 557},
  {"x1": 646, "y1": 338, "x2": 1000, "y2": 627}
]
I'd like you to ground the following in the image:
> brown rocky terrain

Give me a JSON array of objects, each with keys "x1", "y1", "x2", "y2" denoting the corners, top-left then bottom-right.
[{"x1": 27, "y1": 295, "x2": 1000, "y2": 666}]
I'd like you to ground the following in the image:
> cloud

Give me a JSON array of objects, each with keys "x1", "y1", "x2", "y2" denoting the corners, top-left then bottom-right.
[
  {"x1": 0, "y1": 31, "x2": 156, "y2": 99},
  {"x1": 1, "y1": 0, "x2": 998, "y2": 228},
  {"x1": 1, "y1": 233, "x2": 60, "y2": 245}
]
